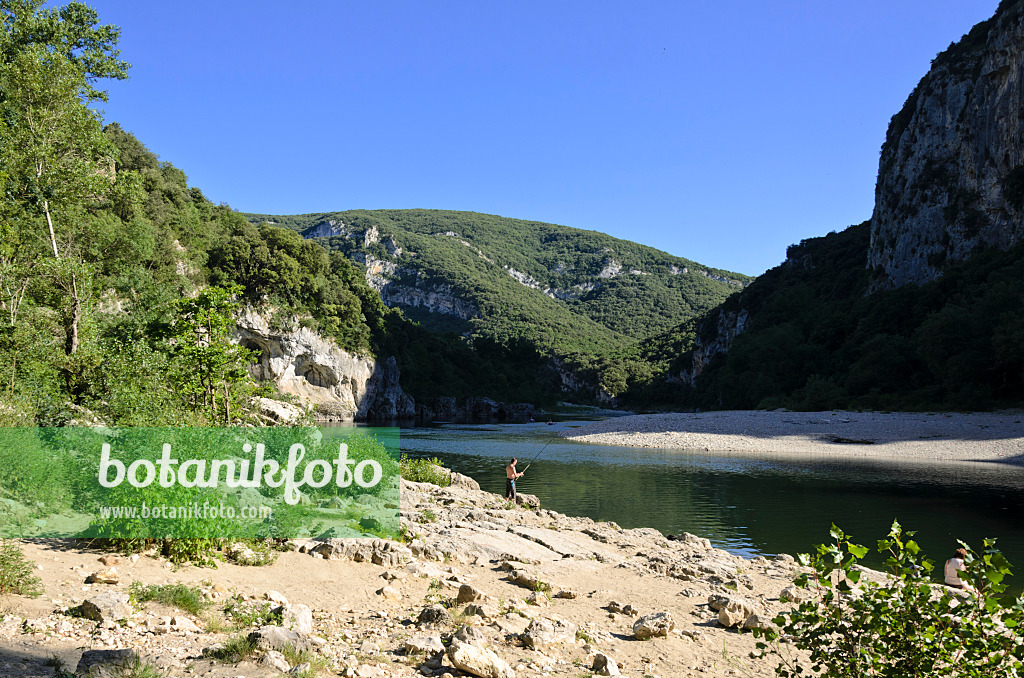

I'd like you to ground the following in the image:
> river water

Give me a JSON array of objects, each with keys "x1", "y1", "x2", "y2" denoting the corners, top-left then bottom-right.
[{"x1": 391, "y1": 419, "x2": 1024, "y2": 589}]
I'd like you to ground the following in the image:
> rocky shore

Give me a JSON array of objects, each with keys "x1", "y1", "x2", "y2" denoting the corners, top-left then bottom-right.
[
  {"x1": 0, "y1": 475, "x2": 811, "y2": 678},
  {"x1": 561, "y1": 410, "x2": 1024, "y2": 466}
]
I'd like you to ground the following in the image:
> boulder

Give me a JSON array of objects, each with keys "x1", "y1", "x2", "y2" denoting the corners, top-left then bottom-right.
[
  {"x1": 463, "y1": 603, "x2": 499, "y2": 619},
  {"x1": 75, "y1": 649, "x2": 139, "y2": 678},
  {"x1": 454, "y1": 625, "x2": 487, "y2": 646},
  {"x1": 376, "y1": 585, "x2": 401, "y2": 601},
  {"x1": 592, "y1": 653, "x2": 621, "y2": 676},
  {"x1": 514, "y1": 493, "x2": 541, "y2": 509},
  {"x1": 523, "y1": 618, "x2": 577, "y2": 648},
  {"x1": 446, "y1": 637, "x2": 515, "y2": 678},
  {"x1": 417, "y1": 604, "x2": 451, "y2": 626},
  {"x1": 86, "y1": 567, "x2": 119, "y2": 584},
  {"x1": 633, "y1": 612, "x2": 674, "y2": 640},
  {"x1": 78, "y1": 592, "x2": 132, "y2": 622},
  {"x1": 457, "y1": 583, "x2": 488, "y2": 605},
  {"x1": 405, "y1": 634, "x2": 444, "y2": 655},
  {"x1": 264, "y1": 590, "x2": 290, "y2": 606},
  {"x1": 715, "y1": 597, "x2": 760, "y2": 628},
  {"x1": 506, "y1": 569, "x2": 548, "y2": 591},
  {"x1": 780, "y1": 585, "x2": 815, "y2": 603},
  {"x1": 275, "y1": 603, "x2": 313, "y2": 634},
  {"x1": 743, "y1": 613, "x2": 774, "y2": 630},
  {"x1": 608, "y1": 601, "x2": 638, "y2": 616},
  {"x1": 249, "y1": 625, "x2": 313, "y2": 653},
  {"x1": 260, "y1": 650, "x2": 291, "y2": 672}
]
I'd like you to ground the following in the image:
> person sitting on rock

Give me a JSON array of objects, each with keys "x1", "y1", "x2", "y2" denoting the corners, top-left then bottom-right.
[
  {"x1": 944, "y1": 547, "x2": 975, "y2": 592},
  {"x1": 505, "y1": 458, "x2": 524, "y2": 500}
]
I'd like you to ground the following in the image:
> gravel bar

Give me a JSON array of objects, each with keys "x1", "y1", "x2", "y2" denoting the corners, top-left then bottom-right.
[{"x1": 561, "y1": 410, "x2": 1024, "y2": 466}]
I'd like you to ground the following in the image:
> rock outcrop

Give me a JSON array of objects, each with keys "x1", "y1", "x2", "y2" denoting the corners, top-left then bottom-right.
[
  {"x1": 234, "y1": 308, "x2": 415, "y2": 420},
  {"x1": 679, "y1": 307, "x2": 749, "y2": 385},
  {"x1": 870, "y1": 0, "x2": 1024, "y2": 287}
]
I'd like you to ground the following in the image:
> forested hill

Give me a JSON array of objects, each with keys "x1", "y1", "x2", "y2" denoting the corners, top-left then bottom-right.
[{"x1": 243, "y1": 209, "x2": 750, "y2": 358}]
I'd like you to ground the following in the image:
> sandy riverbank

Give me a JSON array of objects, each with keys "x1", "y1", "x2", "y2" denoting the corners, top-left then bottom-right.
[{"x1": 561, "y1": 410, "x2": 1024, "y2": 466}]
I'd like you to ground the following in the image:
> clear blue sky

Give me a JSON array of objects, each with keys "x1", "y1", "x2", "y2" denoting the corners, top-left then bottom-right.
[{"x1": 86, "y1": 0, "x2": 1000, "y2": 276}]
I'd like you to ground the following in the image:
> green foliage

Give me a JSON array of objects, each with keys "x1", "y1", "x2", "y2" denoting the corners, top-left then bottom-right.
[
  {"x1": 754, "y1": 521, "x2": 1024, "y2": 677},
  {"x1": 223, "y1": 595, "x2": 282, "y2": 628},
  {"x1": 129, "y1": 582, "x2": 208, "y2": 616},
  {"x1": 244, "y1": 209, "x2": 749, "y2": 404},
  {"x1": 666, "y1": 222, "x2": 1024, "y2": 411},
  {"x1": 400, "y1": 456, "x2": 452, "y2": 487},
  {"x1": 0, "y1": 539, "x2": 42, "y2": 596},
  {"x1": 249, "y1": 209, "x2": 748, "y2": 346},
  {"x1": 280, "y1": 643, "x2": 328, "y2": 677},
  {"x1": 109, "y1": 657, "x2": 165, "y2": 678},
  {"x1": 163, "y1": 285, "x2": 257, "y2": 423},
  {"x1": 207, "y1": 221, "x2": 374, "y2": 354},
  {"x1": 204, "y1": 633, "x2": 257, "y2": 663}
]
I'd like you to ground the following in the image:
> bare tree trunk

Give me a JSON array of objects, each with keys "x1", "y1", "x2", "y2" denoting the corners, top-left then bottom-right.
[
  {"x1": 44, "y1": 199, "x2": 59, "y2": 259},
  {"x1": 223, "y1": 381, "x2": 230, "y2": 424}
]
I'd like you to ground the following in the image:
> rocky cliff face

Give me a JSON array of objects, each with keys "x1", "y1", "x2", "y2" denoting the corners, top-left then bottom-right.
[
  {"x1": 234, "y1": 309, "x2": 416, "y2": 420},
  {"x1": 678, "y1": 308, "x2": 749, "y2": 385},
  {"x1": 870, "y1": 0, "x2": 1024, "y2": 287}
]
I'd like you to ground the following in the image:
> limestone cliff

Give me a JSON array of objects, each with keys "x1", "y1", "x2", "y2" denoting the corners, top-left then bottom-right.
[
  {"x1": 678, "y1": 308, "x2": 749, "y2": 386},
  {"x1": 870, "y1": 0, "x2": 1024, "y2": 287},
  {"x1": 234, "y1": 309, "x2": 415, "y2": 420}
]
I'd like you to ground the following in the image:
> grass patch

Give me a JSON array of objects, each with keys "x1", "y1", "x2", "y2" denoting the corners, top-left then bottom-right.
[
  {"x1": 281, "y1": 643, "x2": 328, "y2": 676},
  {"x1": 203, "y1": 634, "x2": 257, "y2": 663},
  {"x1": 223, "y1": 596, "x2": 282, "y2": 628},
  {"x1": 0, "y1": 539, "x2": 42, "y2": 597},
  {"x1": 400, "y1": 456, "x2": 452, "y2": 487},
  {"x1": 112, "y1": 657, "x2": 166, "y2": 678},
  {"x1": 129, "y1": 582, "x2": 208, "y2": 616}
]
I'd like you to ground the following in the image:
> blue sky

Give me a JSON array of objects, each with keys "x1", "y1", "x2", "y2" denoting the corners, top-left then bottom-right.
[{"x1": 87, "y1": 0, "x2": 1000, "y2": 276}]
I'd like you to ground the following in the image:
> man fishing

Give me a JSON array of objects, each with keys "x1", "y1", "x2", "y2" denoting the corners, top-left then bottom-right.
[{"x1": 505, "y1": 457, "x2": 524, "y2": 500}]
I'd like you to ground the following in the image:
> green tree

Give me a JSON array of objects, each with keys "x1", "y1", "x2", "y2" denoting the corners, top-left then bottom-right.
[
  {"x1": 0, "y1": 0, "x2": 129, "y2": 100},
  {"x1": 166, "y1": 286, "x2": 256, "y2": 424},
  {"x1": 0, "y1": 45, "x2": 113, "y2": 260}
]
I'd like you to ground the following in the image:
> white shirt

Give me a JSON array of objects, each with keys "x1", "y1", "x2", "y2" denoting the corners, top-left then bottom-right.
[{"x1": 944, "y1": 557, "x2": 965, "y2": 586}]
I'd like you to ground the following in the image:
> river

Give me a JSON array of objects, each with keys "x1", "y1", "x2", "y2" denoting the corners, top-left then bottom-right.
[{"x1": 389, "y1": 419, "x2": 1024, "y2": 589}]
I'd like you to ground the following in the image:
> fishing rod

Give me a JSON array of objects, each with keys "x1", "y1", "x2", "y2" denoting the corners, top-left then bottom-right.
[{"x1": 521, "y1": 439, "x2": 553, "y2": 473}]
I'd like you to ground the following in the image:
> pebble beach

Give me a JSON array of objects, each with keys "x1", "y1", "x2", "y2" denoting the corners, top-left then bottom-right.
[{"x1": 561, "y1": 410, "x2": 1024, "y2": 466}]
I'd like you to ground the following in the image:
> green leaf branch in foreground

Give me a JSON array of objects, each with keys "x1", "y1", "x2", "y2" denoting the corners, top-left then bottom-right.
[{"x1": 753, "y1": 520, "x2": 1024, "y2": 677}]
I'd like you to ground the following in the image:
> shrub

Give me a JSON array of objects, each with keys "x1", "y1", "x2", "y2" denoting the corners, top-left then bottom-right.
[
  {"x1": 399, "y1": 456, "x2": 452, "y2": 487},
  {"x1": 0, "y1": 539, "x2": 43, "y2": 597},
  {"x1": 754, "y1": 521, "x2": 1024, "y2": 677}
]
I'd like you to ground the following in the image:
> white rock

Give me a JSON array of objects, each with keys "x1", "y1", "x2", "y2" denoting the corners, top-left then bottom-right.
[
  {"x1": 633, "y1": 612, "x2": 674, "y2": 640},
  {"x1": 447, "y1": 637, "x2": 515, "y2": 678}
]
